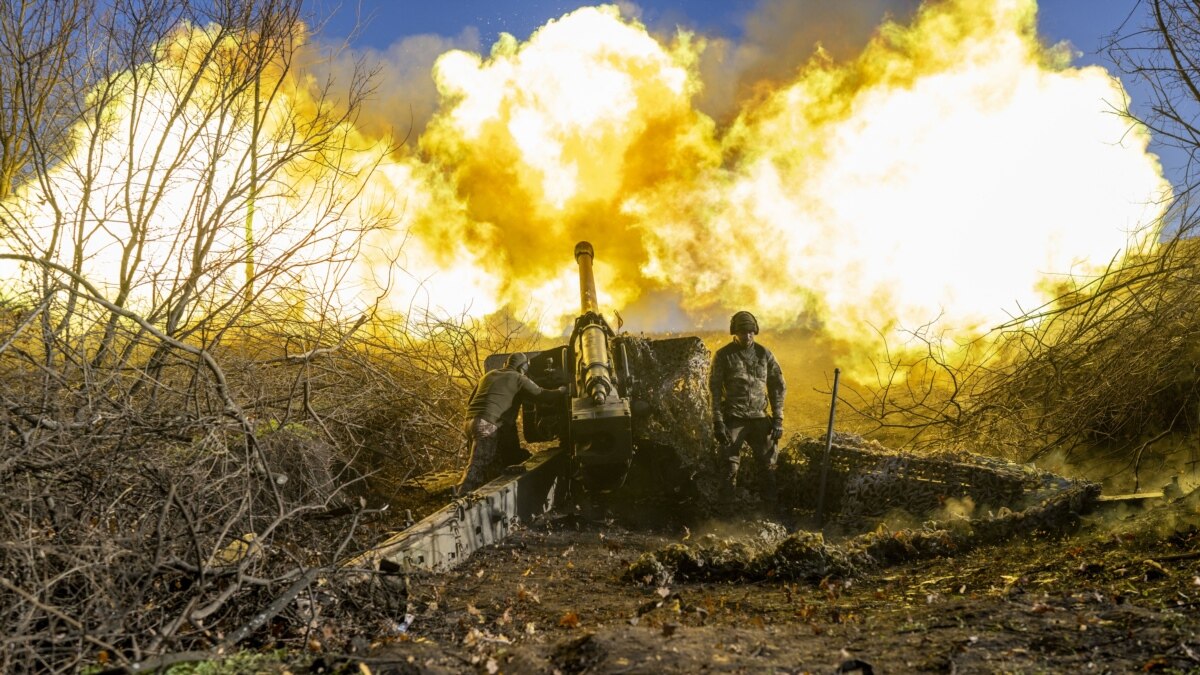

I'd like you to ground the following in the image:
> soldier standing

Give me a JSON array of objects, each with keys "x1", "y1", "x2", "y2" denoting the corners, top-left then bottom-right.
[
  {"x1": 458, "y1": 353, "x2": 566, "y2": 494},
  {"x1": 709, "y1": 311, "x2": 787, "y2": 504}
]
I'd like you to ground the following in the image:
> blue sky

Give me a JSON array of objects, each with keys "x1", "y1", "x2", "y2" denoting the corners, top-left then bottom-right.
[
  {"x1": 314, "y1": 1, "x2": 1135, "y2": 63},
  {"x1": 316, "y1": 1, "x2": 761, "y2": 47}
]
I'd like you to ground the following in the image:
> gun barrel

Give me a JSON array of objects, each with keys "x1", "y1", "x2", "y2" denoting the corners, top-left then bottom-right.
[
  {"x1": 566, "y1": 240, "x2": 634, "y2": 494},
  {"x1": 573, "y1": 241, "x2": 614, "y2": 404},
  {"x1": 574, "y1": 241, "x2": 599, "y2": 314}
]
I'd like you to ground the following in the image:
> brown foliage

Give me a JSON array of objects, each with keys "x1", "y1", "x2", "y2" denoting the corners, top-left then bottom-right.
[{"x1": 0, "y1": 0, "x2": 523, "y2": 670}]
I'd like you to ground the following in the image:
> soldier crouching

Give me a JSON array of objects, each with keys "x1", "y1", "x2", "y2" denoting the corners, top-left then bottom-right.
[{"x1": 458, "y1": 352, "x2": 566, "y2": 494}]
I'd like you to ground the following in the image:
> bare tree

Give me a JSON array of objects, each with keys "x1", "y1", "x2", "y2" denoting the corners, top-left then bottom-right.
[
  {"x1": 1107, "y1": 0, "x2": 1200, "y2": 207},
  {"x1": 0, "y1": 0, "x2": 472, "y2": 670},
  {"x1": 839, "y1": 317, "x2": 1001, "y2": 451},
  {"x1": 0, "y1": 0, "x2": 92, "y2": 201},
  {"x1": 845, "y1": 226, "x2": 1200, "y2": 474}
]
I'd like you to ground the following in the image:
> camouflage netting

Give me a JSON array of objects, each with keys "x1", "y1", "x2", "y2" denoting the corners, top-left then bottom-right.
[
  {"x1": 627, "y1": 435, "x2": 1100, "y2": 585},
  {"x1": 778, "y1": 432, "x2": 1071, "y2": 526},
  {"x1": 611, "y1": 336, "x2": 719, "y2": 505}
]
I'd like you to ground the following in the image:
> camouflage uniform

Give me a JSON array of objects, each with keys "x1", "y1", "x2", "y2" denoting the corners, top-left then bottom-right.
[
  {"x1": 709, "y1": 335, "x2": 786, "y2": 502},
  {"x1": 459, "y1": 355, "x2": 564, "y2": 493}
]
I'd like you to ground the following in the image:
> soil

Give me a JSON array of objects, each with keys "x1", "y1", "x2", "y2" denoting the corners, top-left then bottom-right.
[{"x1": 350, "y1": 496, "x2": 1200, "y2": 674}]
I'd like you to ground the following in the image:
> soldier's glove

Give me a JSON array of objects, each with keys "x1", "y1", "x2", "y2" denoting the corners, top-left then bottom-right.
[
  {"x1": 769, "y1": 418, "x2": 784, "y2": 443},
  {"x1": 714, "y1": 418, "x2": 731, "y2": 446}
]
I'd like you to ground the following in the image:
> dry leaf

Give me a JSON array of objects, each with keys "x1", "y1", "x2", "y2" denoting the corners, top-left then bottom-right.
[
  {"x1": 207, "y1": 533, "x2": 261, "y2": 568},
  {"x1": 518, "y1": 584, "x2": 540, "y2": 604}
]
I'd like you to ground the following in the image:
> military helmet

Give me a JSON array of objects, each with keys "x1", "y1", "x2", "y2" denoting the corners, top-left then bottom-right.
[
  {"x1": 729, "y1": 310, "x2": 759, "y2": 335},
  {"x1": 505, "y1": 352, "x2": 529, "y2": 369}
]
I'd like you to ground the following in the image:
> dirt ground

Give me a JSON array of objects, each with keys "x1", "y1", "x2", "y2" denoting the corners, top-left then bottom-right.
[{"x1": 347, "y1": 495, "x2": 1200, "y2": 674}]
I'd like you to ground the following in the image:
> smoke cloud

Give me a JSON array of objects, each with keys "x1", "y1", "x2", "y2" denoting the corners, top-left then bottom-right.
[
  {"x1": 3, "y1": 0, "x2": 1173, "y2": 356},
  {"x1": 358, "y1": 0, "x2": 1169, "y2": 346},
  {"x1": 314, "y1": 28, "x2": 483, "y2": 141},
  {"x1": 694, "y1": 0, "x2": 922, "y2": 121}
]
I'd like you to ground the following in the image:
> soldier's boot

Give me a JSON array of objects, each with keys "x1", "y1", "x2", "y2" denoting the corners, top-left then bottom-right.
[
  {"x1": 717, "y1": 481, "x2": 735, "y2": 504},
  {"x1": 761, "y1": 468, "x2": 778, "y2": 507},
  {"x1": 456, "y1": 462, "x2": 489, "y2": 497},
  {"x1": 719, "y1": 458, "x2": 740, "y2": 505}
]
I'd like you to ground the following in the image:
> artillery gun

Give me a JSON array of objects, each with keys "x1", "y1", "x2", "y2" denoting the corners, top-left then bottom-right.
[
  {"x1": 487, "y1": 241, "x2": 638, "y2": 496},
  {"x1": 356, "y1": 243, "x2": 712, "y2": 571}
]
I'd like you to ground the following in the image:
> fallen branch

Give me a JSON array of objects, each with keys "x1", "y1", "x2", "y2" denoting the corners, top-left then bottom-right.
[
  {"x1": 0, "y1": 576, "x2": 128, "y2": 670},
  {"x1": 265, "y1": 312, "x2": 371, "y2": 365},
  {"x1": 220, "y1": 566, "x2": 323, "y2": 648},
  {"x1": 0, "y1": 286, "x2": 58, "y2": 358}
]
